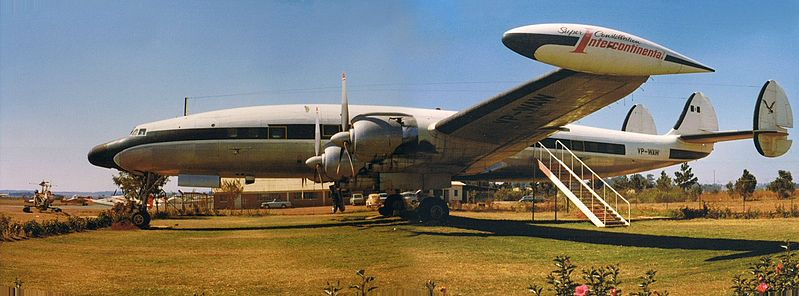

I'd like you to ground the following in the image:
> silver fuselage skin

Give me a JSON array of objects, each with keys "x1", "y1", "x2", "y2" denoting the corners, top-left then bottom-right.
[{"x1": 89, "y1": 104, "x2": 711, "y2": 182}]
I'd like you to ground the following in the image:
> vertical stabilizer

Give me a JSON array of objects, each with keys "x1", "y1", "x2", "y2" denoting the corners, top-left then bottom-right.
[
  {"x1": 754, "y1": 80, "x2": 793, "y2": 157},
  {"x1": 667, "y1": 92, "x2": 719, "y2": 135},
  {"x1": 621, "y1": 104, "x2": 657, "y2": 134}
]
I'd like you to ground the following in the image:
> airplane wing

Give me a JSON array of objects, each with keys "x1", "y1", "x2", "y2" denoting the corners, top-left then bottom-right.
[{"x1": 435, "y1": 69, "x2": 648, "y2": 174}]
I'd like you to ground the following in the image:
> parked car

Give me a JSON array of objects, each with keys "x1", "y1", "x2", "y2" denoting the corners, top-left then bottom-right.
[
  {"x1": 261, "y1": 199, "x2": 292, "y2": 208},
  {"x1": 366, "y1": 193, "x2": 388, "y2": 208},
  {"x1": 349, "y1": 193, "x2": 365, "y2": 205},
  {"x1": 518, "y1": 195, "x2": 546, "y2": 203}
]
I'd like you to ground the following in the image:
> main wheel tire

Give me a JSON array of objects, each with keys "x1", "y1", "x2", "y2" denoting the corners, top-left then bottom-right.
[
  {"x1": 418, "y1": 197, "x2": 449, "y2": 223},
  {"x1": 131, "y1": 211, "x2": 151, "y2": 229},
  {"x1": 380, "y1": 195, "x2": 405, "y2": 217}
]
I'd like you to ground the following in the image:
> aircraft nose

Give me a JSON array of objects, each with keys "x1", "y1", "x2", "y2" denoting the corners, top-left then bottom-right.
[
  {"x1": 502, "y1": 32, "x2": 538, "y2": 60},
  {"x1": 88, "y1": 143, "x2": 119, "y2": 169}
]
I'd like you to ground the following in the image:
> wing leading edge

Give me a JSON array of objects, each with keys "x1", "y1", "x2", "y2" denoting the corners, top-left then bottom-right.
[{"x1": 435, "y1": 69, "x2": 648, "y2": 174}]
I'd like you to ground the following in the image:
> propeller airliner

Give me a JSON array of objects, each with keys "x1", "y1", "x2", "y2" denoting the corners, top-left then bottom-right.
[{"x1": 89, "y1": 23, "x2": 793, "y2": 228}]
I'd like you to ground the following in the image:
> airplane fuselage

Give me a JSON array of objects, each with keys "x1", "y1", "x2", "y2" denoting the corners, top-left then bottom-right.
[{"x1": 89, "y1": 104, "x2": 712, "y2": 184}]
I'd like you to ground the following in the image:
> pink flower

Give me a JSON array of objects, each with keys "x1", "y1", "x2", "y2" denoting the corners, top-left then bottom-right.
[
  {"x1": 776, "y1": 262, "x2": 784, "y2": 273},
  {"x1": 610, "y1": 288, "x2": 618, "y2": 296},
  {"x1": 757, "y1": 282, "x2": 770, "y2": 293},
  {"x1": 574, "y1": 285, "x2": 589, "y2": 296}
]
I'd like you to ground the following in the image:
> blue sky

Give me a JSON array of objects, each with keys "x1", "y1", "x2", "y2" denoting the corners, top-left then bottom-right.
[{"x1": 1, "y1": 1, "x2": 797, "y2": 191}]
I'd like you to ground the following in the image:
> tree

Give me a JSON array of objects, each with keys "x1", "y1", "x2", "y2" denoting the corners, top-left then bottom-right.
[
  {"x1": 735, "y1": 169, "x2": 757, "y2": 210},
  {"x1": 674, "y1": 163, "x2": 699, "y2": 192},
  {"x1": 608, "y1": 176, "x2": 630, "y2": 191},
  {"x1": 629, "y1": 174, "x2": 651, "y2": 193},
  {"x1": 220, "y1": 179, "x2": 244, "y2": 209},
  {"x1": 656, "y1": 171, "x2": 673, "y2": 192},
  {"x1": 725, "y1": 181, "x2": 735, "y2": 196},
  {"x1": 112, "y1": 171, "x2": 169, "y2": 202},
  {"x1": 767, "y1": 170, "x2": 795, "y2": 200}
]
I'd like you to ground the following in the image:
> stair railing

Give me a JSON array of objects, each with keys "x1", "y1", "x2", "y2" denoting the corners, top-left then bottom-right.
[{"x1": 535, "y1": 140, "x2": 630, "y2": 226}]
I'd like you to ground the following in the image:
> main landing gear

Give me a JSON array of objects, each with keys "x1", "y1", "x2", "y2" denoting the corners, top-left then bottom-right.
[
  {"x1": 378, "y1": 193, "x2": 449, "y2": 223},
  {"x1": 378, "y1": 194, "x2": 405, "y2": 217}
]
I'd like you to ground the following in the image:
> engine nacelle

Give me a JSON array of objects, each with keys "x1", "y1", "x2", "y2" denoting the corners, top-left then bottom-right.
[
  {"x1": 502, "y1": 23, "x2": 714, "y2": 76},
  {"x1": 337, "y1": 114, "x2": 418, "y2": 163},
  {"x1": 322, "y1": 145, "x2": 354, "y2": 179}
]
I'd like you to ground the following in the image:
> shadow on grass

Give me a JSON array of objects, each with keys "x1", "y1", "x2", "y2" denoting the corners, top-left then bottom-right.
[
  {"x1": 412, "y1": 216, "x2": 793, "y2": 262},
  {"x1": 149, "y1": 216, "x2": 407, "y2": 232}
]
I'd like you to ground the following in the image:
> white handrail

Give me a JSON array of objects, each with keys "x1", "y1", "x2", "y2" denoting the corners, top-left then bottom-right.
[
  {"x1": 551, "y1": 140, "x2": 630, "y2": 224},
  {"x1": 536, "y1": 141, "x2": 630, "y2": 225}
]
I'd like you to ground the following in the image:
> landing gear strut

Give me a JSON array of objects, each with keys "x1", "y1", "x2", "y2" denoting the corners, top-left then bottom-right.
[
  {"x1": 330, "y1": 184, "x2": 346, "y2": 213},
  {"x1": 130, "y1": 172, "x2": 164, "y2": 229}
]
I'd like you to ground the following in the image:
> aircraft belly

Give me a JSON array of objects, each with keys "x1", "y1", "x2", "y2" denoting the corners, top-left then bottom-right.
[{"x1": 115, "y1": 140, "x2": 313, "y2": 178}]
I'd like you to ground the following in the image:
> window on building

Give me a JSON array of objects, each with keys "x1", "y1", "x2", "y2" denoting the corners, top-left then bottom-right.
[{"x1": 454, "y1": 190, "x2": 459, "y2": 197}]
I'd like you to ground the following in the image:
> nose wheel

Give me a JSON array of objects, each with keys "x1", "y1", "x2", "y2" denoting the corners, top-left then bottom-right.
[{"x1": 131, "y1": 210, "x2": 151, "y2": 228}]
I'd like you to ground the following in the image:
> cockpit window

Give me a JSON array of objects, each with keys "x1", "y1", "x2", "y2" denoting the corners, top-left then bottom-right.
[
  {"x1": 137, "y1": 129, "x2": 147, "y2": 136},
  {"x1": 131, "y1": 129, "x2": 138, "y2": 135}
]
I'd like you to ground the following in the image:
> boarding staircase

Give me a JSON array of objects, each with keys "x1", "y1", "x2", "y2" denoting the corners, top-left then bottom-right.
[{"x1": 535, "y1": 140, "x2": 630, "y2": 227}]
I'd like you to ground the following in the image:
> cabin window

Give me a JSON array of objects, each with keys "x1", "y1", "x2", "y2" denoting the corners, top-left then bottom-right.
[
  {"x1": 690, "y1": 105, "x2": 695, "y2": 112},
  {"x1": 287, "y1": 125, "x2": 315, "y2": 139},
  {"x1": 269, "y1": 126, "x2": 287, "y2": 139},
  {"x1": 323, "y1": 125, "x2": 341, "y2": 137},
  {"x1": 228, "y1": 128, "x2": 238, "y2": 138},
  {"x1": 697, "y1": 106, "x2": 701, "y2": 113}
]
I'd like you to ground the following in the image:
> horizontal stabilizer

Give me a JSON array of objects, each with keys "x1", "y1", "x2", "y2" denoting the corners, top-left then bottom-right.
[
  {"x1": 754, "y1": 80, "x2": 793, "y2": 157},
  {"x1": 679, "y1": 130, "x2": 788, "y2": 144},
  {"x1": 621, "y1": 104, "x2": 657, "y2": 134}
]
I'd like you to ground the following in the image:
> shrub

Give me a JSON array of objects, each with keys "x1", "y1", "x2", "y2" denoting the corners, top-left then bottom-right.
[
  {"x1": 529, "y1": 256, "x2": 668, "y2": 296},
  {"x1": 68, "y1": 216, "x2": 87, "y2": 232},
  {"x1": 731, "y1": 242, "x2": 799, "y2": 295},
  {"x1": 23, "y1": 220, "x2": 44, "y2": 238},
  {"x1": 672, "y1": 203, "x2": 710, "y2": 219}
]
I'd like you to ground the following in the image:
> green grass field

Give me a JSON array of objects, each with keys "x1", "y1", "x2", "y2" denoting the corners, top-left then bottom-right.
[{"x1": 1, "y1": 212, "x2": 797, "y2": 295}]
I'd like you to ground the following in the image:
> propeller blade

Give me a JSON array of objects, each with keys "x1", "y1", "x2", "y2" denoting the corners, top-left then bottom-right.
[
  {"x1": 344, "y1": 142, "x2": 356, "y2": 177},
  {"x1": 341, "y1": 72, "x2": 349, "y2": 132},
  {"x1": 336, "y1": 146, "x2": 345, "y2": 176},
  {"x1": 315, "y1": 164, "x2": 324, "y2": 183},
  {"x1": 314, "y1": 106, "x2": 321, "y2": 156}
]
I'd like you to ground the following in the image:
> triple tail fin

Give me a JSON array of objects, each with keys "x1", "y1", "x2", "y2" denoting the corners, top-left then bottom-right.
[
  {"x1": 753, "y1": 80, "x2": 793, "y2": 157},
  {"x1": 676, "y1": 80, "x2": 793, "y2": 158},
  {"x1": 666, "y1": 92, "x2": 719, "y2": 136},
  {"x1": 621, "y1": 104, "x2": 657, "y2": 135}
]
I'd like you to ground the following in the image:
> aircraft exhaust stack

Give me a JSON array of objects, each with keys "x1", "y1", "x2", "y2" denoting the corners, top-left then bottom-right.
[{"x1": 502, "y1": 23, "x2": 714, "y2": 76}]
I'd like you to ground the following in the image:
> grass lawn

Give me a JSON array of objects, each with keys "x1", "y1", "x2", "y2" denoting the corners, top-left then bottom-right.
[{"x1": 1, "y1": 212, "x2": 797, "y2": 295}]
